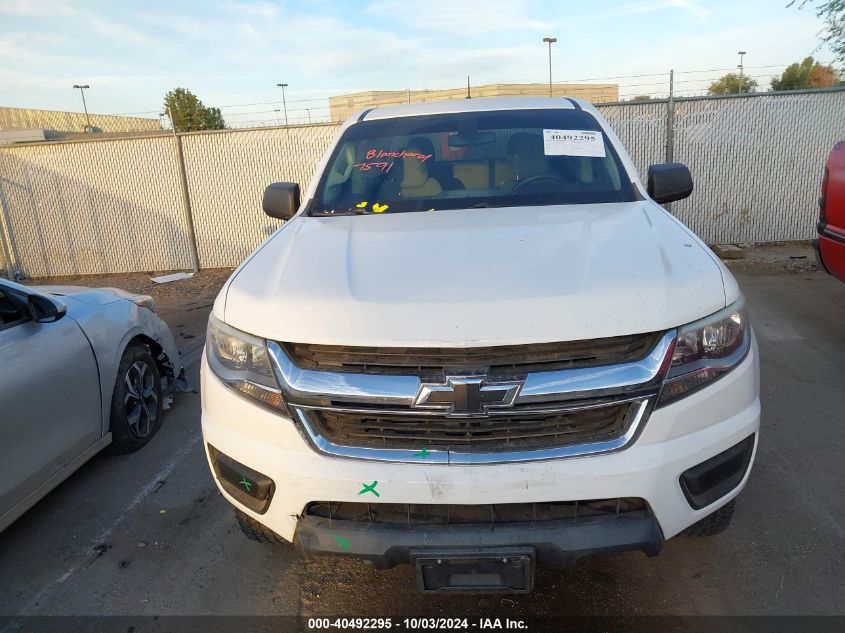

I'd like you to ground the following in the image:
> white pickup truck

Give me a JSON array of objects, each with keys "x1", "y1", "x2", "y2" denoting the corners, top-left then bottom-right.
[{"x1": 201, "y1": 97, "x2": 759, "y2": 593}]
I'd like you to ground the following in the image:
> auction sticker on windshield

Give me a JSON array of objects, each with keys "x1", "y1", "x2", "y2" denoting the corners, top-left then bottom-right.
[{"x1": 542, "y1": 129, "x2": 606, "y2": 157}]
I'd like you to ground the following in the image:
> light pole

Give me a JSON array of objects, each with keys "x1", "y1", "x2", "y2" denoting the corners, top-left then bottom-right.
[
  {"x1": 72, "y1": 84, "x2": 91, "y2": 131},
  {"x1": 306, "y1": 108, "x2": 311, "y2": 124},
  {"x1": 276, "y1": 83, "x2": 289, "y2": 126},
  {"x1": 737, "y1": 51, "x2": 747, "y2": 94},
  {"x1": 274, "y1": 109, "x2": 281, "y2": 126},
  {"x1": 542, "y1": 37, "x2": 557, "y2": 97}
]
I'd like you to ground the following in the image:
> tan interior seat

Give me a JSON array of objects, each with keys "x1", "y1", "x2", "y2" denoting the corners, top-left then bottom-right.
[{"x1": 400, "y1": 150, "x2": 442, "y2": 198}]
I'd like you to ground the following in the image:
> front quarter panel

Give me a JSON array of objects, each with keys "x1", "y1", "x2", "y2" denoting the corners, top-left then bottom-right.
[{"x1": 66, "y1": 296, "x2": 183, "y2": 436}]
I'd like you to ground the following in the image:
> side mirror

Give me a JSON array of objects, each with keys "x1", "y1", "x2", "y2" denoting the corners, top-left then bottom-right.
[
  {"x1": 28, "y1": 294, "x2": 66, "y2": 323},
  {"x1": 647, "y1": 163, "x2": 693, "y2": 204},
  {"x1": 262, "y1": 182, "x2": 301, "y2": 220}
]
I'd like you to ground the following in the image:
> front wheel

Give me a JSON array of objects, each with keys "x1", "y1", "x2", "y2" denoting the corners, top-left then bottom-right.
[
  {"x1": 234, "y1": 509, "x2": 290, "y2": 545},
  {"x1": 107, "y1": 344, "x2": 163, "y2": 454}
]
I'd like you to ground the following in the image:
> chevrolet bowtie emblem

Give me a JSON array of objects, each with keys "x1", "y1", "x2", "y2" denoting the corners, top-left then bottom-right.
[{"x1": 413, "y1": 376, "x2": 522, "y2": 415}]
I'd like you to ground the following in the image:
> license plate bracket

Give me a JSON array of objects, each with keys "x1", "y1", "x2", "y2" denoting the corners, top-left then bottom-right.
[{"x1": 410, "y1": 547, "x2": 534, "y2": 593}]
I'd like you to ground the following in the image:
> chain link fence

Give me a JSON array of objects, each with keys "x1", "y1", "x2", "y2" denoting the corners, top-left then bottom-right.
[{"x1": 1, "y1": 89, "x2": 843, "y2": 278}]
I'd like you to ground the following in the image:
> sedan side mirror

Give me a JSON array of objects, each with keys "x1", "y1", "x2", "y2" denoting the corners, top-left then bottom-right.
[
  {"x1": 262, "y1": 182, "x2": 301, "y2": 220},
  {"x1": 27, "y1": 294, "x2": 66, "y2": 323},
  {"x1": 647, "y1": 163, "x2": 693, "y2": 204}
]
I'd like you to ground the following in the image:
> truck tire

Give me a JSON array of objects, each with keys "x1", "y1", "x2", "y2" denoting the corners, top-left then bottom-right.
[
  {"x1": 234, "y1": 509, "x2": 289, "y2": 545},
  {"x1": 107, "y1": 344, "x2": 163, "y2": 454},
  {"x1": 682, "y1": 499, "x2": 735, "y2": 537}
]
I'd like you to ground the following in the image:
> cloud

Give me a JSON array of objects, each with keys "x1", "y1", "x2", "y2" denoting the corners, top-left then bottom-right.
[
  {"x1": 134, "y1": 13, "x2": 208, "y2": 38},
  {"x1": 0, "y1": 0, "x2": 76, "y2": 17},
  {"x1": 365, "y1": 0, "x2": 552, "y2": 35},
  {"x1": 607, "y1": 0, "x2": 710, "y2": 19},
  {"x1": 88, "y1": 16, "x2": 154, "y2": 44}
]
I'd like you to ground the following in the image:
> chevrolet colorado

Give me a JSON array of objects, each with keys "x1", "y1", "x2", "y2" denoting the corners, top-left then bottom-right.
[{"x1": 201, "y1": 97, "x2": 759, "y2": 593}]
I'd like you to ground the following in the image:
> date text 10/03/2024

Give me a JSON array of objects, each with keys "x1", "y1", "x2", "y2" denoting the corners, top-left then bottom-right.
[{"x1": 307, "y1": 617, "x2": 528, "y2": 630}]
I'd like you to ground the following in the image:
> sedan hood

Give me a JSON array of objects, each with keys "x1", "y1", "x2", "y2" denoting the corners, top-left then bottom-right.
[
  {"x1": 223, "y1": 203, "x2": 727, "y2": 346},
  {"x1": 35, "y1": 285, "x2": 141, "y2": 306}
]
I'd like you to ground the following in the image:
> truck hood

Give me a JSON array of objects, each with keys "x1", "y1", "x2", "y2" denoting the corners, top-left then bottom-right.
[{"x1": 223, "y1": 203, "x2": 727, "y2": 346}]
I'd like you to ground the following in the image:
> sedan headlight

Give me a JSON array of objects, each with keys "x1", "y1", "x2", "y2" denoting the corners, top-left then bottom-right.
[
  {"x1": 206, "y1": 314, "x2": 286, "y2": 411},
  {"x1": 657, "y1": 298, "x2": 751, "y2": 407}
]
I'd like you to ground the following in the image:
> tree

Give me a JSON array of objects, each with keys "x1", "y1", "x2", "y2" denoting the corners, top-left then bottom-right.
[
  {"x1": 809, "y1": 63, "x2": 840, "y2": 86},
  {"x1": 770, "y1": 56, "x2": 840, "y2": 90},
  {"x1": 707, "y1": 73, "x2": 759, "y2": 95},
  {"x1": 791, "y1": 1, "x2": 845, "y2": 63},
  {"x1": 163, "y1": 88, "x2": 226, "y2": 132}
]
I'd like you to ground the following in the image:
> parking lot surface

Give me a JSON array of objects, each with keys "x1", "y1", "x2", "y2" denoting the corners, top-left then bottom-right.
[{"x1": 0, "y1": 245, "x2": 843, "y2": 622}]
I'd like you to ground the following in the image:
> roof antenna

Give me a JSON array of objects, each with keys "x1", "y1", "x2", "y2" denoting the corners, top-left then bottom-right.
[{"x1": 466, "y1": 76, "x2": 471, "y2": 99}]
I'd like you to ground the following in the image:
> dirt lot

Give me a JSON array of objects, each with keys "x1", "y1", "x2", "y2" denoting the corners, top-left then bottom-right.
[{"x1": 1, "y1": 244, "x2": 843, "y2": 630}]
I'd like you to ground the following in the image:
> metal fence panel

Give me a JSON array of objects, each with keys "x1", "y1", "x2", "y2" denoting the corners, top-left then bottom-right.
[
  {"x1": 181, "y1": 124, "x2": 340, "y2": 268},
  {"x1": 0, "y1": 91, "x2": 842, "y2": 278},
  {"x1": 596, "y1": 101, "x2": 667, "y2": 180},
  {"x1": 668, "y1": 91, "x2": 845, "y2": 243},
  {"x1": 0, "y1": 136, "x2": 191, "y2": 276}
]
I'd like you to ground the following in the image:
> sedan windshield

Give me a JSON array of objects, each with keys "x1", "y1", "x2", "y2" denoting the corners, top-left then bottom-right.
[{"x1": 308, "y1": 108, "x2": 637, "y2": 216}]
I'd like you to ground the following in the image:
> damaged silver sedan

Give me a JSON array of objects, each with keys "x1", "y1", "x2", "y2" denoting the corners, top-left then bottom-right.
[{"x1": 0, "y1": 278, "x2": 186, "y2": 532}]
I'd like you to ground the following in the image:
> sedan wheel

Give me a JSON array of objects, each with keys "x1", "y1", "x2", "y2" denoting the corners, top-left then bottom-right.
[
  {"x1": 108, "y1": 344, "x2": 164, "y2": 454},
  {"x1": 124, "y1": 360, "x2": 158, "y2": 438}
]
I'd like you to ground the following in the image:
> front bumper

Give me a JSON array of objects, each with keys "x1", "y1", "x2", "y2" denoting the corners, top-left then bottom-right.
[
  {"x1": 296, "y1": 511, "x2": 663, "y2": 570},
  {"x1": 200, "y1": 337, "x2": 760, "y2": 550}
]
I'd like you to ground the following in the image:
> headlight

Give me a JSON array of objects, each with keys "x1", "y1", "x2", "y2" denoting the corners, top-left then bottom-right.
[
  {"x1": 657, "y1": 298, "x2": 750, "y2": 407},
  {"x1": 206, "y1": 314, "x2": 286, "y2": 411}
]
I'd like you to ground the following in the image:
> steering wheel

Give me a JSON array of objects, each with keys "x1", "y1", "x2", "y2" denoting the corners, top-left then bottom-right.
[{"x1": 511, "y1": 174, "x2": 568, "y2": 195}]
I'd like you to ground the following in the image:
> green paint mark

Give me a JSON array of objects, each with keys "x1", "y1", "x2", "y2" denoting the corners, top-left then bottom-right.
[
  {"x1": 333, "y1": 536, "x2": 350, "y2": 550},
  {"x1": 239, "y1": 477, "x2": 253, "y2": 493},
  {"x1": 414, "y1": 447, "x2": 431, "y2": 459},
  {"x1": 358, "y1": 481, "x2": 380, "y2": 497}
]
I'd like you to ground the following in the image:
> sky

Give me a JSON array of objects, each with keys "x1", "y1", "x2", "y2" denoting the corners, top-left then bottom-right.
[{"x1": 0, "y1": 0, "x2": 835, "y2": 126}]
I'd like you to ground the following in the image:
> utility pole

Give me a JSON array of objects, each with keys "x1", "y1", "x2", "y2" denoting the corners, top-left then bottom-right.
[
  {"x1": 542, "y1": 37, "x2": 557, "y2": 97},
  {"x1": 72, "y1": 84, "x2": 91, "y2": 131},
  {"x1": 276, "y1": 83, "x2": 289, "y2": 126},
  {"x1": 274, "y1": 109, "x2": 281, "y2": 126},
  {"x1": 737, "y1": 51, "x2": 747, "y2": 94},
  {"x1": 306, "y1": 108, "x2": 311, "y2": 124},
  {"x1": 466, "y1": 75, "x2": 471, "y2": 99}
]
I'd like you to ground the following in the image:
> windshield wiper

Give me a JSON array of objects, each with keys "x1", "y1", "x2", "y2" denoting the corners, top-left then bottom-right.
[
  {"x1": 471, "y1": 202, "x2": 512, "y2": 209},
  {"x1": 310, "y1": 209, "x2": 369, "y2": 216}
]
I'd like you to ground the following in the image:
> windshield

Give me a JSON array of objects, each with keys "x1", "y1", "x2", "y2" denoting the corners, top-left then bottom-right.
[{"x1": 308, "y1": 108, "x2": 637, "y2": 216}]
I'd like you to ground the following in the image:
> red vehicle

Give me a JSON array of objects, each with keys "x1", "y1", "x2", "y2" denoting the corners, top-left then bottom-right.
[{"x1": 815, "y1": 140, "x2": 845, "y2": 283}]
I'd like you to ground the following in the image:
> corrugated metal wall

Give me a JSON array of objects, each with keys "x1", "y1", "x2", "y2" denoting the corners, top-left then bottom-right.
[
  {"x1": 0, "y1": 91, "x2": 842, "y2": 278},
  {"x1": 0, "y1": 106, "x2": 161, "y2": 133}
]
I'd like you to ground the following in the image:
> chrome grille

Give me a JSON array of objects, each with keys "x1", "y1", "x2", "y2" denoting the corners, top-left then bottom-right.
[
  {"x1": 305, "y1": 403, "x2": 631, "y2": 451},
  {"x1": 280, "y1": 332, "x2": 661, "y2": 377},
  {"x1": 268, "y1": 331, "x2": 676, "y2": 464}
]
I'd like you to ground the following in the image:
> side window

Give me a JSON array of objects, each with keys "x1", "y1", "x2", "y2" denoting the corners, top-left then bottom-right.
[{"x1": 0, "y1": 288, "x2": 30, "y2": 331}]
